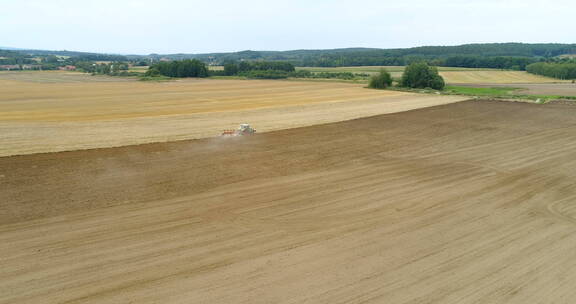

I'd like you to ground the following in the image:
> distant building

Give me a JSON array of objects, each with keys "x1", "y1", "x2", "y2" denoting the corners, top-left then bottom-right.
[
  {"x1": 0, "y1": 65, "x2": 20, "y2": 70},
  {"x1": 21, "y1": 65, "x2": 42, "y2": 70},
  {"x1": 0, "y1": 64, "x2": 43, "y2": 71},
  {"x1": 58, "y1": 65, "x2": 77, "y2": 71}
]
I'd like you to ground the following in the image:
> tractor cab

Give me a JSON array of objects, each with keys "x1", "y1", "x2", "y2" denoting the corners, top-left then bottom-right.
[{"x1": 238, "y1": 124, "x2": 256, "y2": 134}]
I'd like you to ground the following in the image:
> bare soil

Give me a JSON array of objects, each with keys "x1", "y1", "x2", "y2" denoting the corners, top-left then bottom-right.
[{"x1": 2, "y1": 100, "x2": 576, "y2": 303}]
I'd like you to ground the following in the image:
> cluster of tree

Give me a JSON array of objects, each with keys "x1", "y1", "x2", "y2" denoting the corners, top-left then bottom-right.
[
  {"x1": 0, "y1": 51, "x2": 70, "y2": 70},
  {"x1": 367, "y1": 63, "x2": 445, "y2": 91},
  {"x1": 526, "y1": 61, "x2": 576, "y2": 79},
  {"x1": 400, "y1": 62, "x2": 445, "y2": 90},
  {"x1": 17, "y1": 49, "x2": 129, "y2": 62},
  {"x1": 74, "y1": 61, "x2": 130, "y2": 75},
  {"x1": 0, "y1": 48, "x2": 144, "y2": 72},
  {"x1": 237, "y1": 70, "x2": 293, "y2": 79},
  {"x1": 145, "y1": 59, "x2": 208, "y2": 78},
  {"x1": 221, "y1": 61, "x2": 295, "y2": 78},
  {"x1": 36, "y1": 55, "x2": 80, "y2": 70},
  {"x1": 0, "y1": 50, "x2": 36, "y2": 65},
  {"x1": 0, "y1": 50, "x2": 111, "y2": 71},
  {"x1": 368, "y1": 69, "x2": 393, "y2": 89},
  {"x1": 221, "y1": 61, "x2": 370, "y2": 80},
  {"x1": 0, "y1": 49, "x2": 151, "y2": 73},
  {"x1": 224, "y1": 61, "x2": 295, "y2": 76},
  {"x1": 74, "y1": 54, "x2": 128, "y2": 62},
  {"x1": 240, "y1": 61, "x2": 294, "y2": 72},
  {"x1": 291, "y1": 70, "x2": 369, "y2": 80}
]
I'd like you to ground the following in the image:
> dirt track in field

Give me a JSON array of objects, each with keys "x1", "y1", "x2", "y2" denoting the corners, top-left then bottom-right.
[
  {"x1": 3, "y1": 100, "x2": 576, "y2": 303},
  {"x1": 0, "y1": 77, "x2": 465, "y2": 156}
]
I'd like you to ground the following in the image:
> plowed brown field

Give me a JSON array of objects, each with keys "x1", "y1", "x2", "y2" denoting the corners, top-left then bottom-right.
[{"x1": 2, "y1": 100, "x2": 576, "y2": 304}]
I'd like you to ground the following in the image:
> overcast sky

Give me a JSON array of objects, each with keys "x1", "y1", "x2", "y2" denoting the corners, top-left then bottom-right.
[{"x1": 1, "y1": 0, "x2": 574, "y2": 54}]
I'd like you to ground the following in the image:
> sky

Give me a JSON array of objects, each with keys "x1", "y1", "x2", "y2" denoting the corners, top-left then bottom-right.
[{"x1": 1, "y1": 0, "x2": 574, "y2": 54}]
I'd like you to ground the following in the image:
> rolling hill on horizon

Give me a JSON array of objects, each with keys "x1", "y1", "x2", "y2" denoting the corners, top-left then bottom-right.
[{"x1": 2, "y1": 43, "x2": 575, "y2": 68}]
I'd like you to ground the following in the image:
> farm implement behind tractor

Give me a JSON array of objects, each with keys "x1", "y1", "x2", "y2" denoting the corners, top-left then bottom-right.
[{"x1": 221, "y1": 124, "x2": 257, "y2": 137}]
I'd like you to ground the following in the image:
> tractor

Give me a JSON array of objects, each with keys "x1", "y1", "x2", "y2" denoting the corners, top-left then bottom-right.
[{"x1": 221, "y1": 124, "x2": 257, "y2": 136}]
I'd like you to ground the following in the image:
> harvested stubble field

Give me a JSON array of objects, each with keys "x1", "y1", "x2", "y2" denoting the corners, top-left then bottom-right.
[
  {"x1": 2, "y1": 100, "x2": 576, "y2": 303},
  {"x1": 0, "y1": 72, "x2": 465, "y2": 156},
  {"x1": 438, "y1": 70, "x2": 564, "y2": 84},
  {"x1": 298, "y1": 66, "x2": 495, "y2": 73},
  {"x1": 0, "y1": 71, "x2": 133, "y2": 83},
  {"x1": 299, "y1": 66, "x2": 563, "y2": 84}
]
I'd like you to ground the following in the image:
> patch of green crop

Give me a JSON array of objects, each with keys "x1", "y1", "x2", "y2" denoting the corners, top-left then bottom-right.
[{"x1": 444, "y1": 86, "x2": 518, "y2": 96}]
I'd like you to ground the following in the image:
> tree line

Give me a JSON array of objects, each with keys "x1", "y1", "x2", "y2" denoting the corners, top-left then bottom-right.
[
  {"x1": 75, "y1": 62, "x2": 130, "y2": 75},
  {"x1": 442, "y1": 56, "x2": 536, "y2": 70},
  {"x1": 143, "y1": 59, "x2": 297, "y2": 79},
  {"x1": 526, "y1": 61, "x2": 576, "y2": 80},
  {"x1": 144, "y1": 59, "x2": 370, "y2": 80},
  {"x1": 223, "y1": 61, "x2": 295, "y2": 75},
  {"x1": 0, "y1": 50, "x2": 36, "y2": 65},
  {"x1": 296, "y1": 55, "x2": 538, "y2": 70},
  {"x1": 146, "y1": 60, "x2": 209, "y2": 78},
  {"x1": 0, "y1": 50, "x2": 135, "y2": 71},
  {"x1": 222, "y1": 61, "x2": 373, "y2": 80}
]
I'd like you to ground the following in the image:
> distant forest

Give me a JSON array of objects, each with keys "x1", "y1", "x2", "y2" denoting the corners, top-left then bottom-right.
[
  {"x1": 526, "y1": 61, "x2": 576, "y2": 80},
  {"x1": 0, "y1": 50, "x2": 37, "y2": 65},
  {"x1": 155, "y1": 43, "x2": 576, "y2": 70},
  {"x1": 2, "y1": 43, "x2": 576, "y2": 73},
  {"x1": 0, "y1": 49, "x2": 133, "y2": 71}
]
